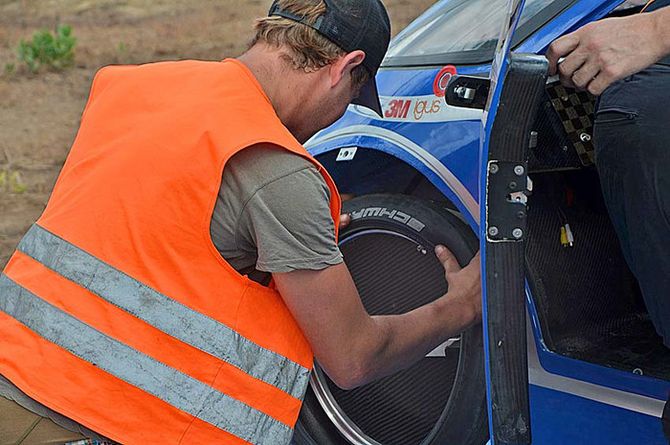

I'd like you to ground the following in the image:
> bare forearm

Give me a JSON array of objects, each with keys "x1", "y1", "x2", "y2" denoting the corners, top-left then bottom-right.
[
  {"x1": 651, "y1": 7, "x2": 670, "y2": 58},
  {"x1": 353, "y1": 293, "x2": 477, "y2": 386},
  {"x1": 275, "y1": 249, "x2": 481, "y2": 390}
]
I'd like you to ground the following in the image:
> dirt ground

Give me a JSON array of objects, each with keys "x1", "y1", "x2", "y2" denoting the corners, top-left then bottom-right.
[{"x1": 0, "y1": 0, "x2": 433, "y2": 268}]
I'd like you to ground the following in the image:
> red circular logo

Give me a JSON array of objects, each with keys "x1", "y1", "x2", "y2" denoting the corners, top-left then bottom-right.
[{"x1": 433, "y1": 65, "x2": 458, "y2": 98}]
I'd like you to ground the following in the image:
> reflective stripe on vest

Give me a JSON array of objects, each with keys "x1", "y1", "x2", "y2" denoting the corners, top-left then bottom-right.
[
  {"x1": 17, "y1": 224, "x2": 310, "y2": 399},
  {"x1": 4, "y1": 223, "x2": 312, "y2": 445},
  {"x1": 0, "y1": 274, "x2": 292, "y2": 445}
]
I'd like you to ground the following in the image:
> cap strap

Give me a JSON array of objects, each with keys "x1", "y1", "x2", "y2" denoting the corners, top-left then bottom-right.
[{"x1": 269, "y1": 4, "x2": 325, "y2": 31}]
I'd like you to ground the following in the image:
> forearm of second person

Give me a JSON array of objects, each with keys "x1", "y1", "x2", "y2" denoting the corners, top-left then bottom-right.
[{"x1": 653, "y1": 7, "x2": 670, "y2": 57}]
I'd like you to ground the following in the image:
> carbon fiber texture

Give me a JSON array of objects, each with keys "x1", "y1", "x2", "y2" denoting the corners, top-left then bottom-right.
[
  {"x1": 484, "y1": 54, "x2": 545, "y2": 444},
  {"x1": 326, "y1": 232, "x2": 459, "y2": 445},
  {"x1": 526, "y1": 173, "x2": 639, "y2": 345},
  {"x1": 526, "y1": 171, "x2": 670, "y2": 380}
]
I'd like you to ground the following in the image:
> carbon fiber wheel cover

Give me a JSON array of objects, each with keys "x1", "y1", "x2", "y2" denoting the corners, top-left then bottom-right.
[{"x1": 321, "y1": 231, "x2": 460, "y2": 445}]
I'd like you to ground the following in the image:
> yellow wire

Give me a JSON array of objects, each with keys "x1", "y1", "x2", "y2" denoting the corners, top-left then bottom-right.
[{"x1": 641, "y1": 0, "x2": 656, "y2": 13}]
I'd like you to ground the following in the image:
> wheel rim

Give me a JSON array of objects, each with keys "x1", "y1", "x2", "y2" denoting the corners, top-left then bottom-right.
[{"x1": 310, "y1": 229, "x2": 463, "y2": 445}]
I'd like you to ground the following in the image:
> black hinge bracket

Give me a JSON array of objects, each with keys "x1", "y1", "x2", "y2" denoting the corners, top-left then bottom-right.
[{"x1": 445, "y1": 76, "x2": 491, "y2": 109}]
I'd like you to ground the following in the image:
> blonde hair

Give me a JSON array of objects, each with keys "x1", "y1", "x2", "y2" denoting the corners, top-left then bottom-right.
[{"x1": 251, "y1": 0, "x2": 369, "y2": 86}]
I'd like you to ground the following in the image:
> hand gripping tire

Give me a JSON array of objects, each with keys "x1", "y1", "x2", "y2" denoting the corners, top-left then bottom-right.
[{"x1": 293, "y1": 194, "x2": 488, "y2": 445}]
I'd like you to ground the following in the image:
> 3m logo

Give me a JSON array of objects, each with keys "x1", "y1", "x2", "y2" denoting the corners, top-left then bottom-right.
[
  {"x1": 351, "y1": 207, "x2": 426, "y2": 233},
  {"x1": 383, "y1": 97, "x2": 443, "y2": 121},
  {"x1": 385, "y1": 99, "x2": 411, "y2": 119}
]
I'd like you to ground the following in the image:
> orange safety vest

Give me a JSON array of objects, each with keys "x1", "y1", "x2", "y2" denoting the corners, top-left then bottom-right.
[{"x1": 0, "y1": 59, "x2": 341, "y2": 444}]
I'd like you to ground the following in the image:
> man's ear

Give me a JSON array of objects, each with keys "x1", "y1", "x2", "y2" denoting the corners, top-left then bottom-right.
[{"x1": 329, "y1": 50, "x2": 366, "y2": 88}]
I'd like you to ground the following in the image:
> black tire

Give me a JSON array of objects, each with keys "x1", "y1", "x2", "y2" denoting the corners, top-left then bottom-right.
[{"x1": 294, "y1": 194, "x2": 488, "y2": 445}]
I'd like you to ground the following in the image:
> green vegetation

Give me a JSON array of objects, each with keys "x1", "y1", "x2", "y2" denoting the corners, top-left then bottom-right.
[
  {"x1": 115, "y1": 41, "x2": 130, "y2": 63},
  {"x1": 0, "y1": 170, "x2": 27, "y2": 194},
  {"x1": 4, "y1": 63, "x2": 16, "y2": 76},
  {"x1": 17, "y1": 25, "x2": 77, "y2": 73}
]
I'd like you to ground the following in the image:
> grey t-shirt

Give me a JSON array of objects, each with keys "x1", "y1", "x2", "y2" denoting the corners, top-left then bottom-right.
[
  {"x1": 211, "y1": 144, "x2": 343, "y2": 282},
  {"x1": 0, "y1": 145, "x2": 343, "y2": 437}
]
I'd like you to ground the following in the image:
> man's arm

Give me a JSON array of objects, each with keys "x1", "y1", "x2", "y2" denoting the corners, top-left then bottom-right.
[
  {"x1": 273, "y1": 247, "x2": 481, "y2": 390},
  {"x1": 546, "y1": 6, "x2": 670, "y2": 95},
  {"x1": 223, "y1": 144, "x2": 481, "y2": 389}
]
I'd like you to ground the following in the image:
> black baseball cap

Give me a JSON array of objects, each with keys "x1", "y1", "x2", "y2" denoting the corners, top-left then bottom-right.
[{"x1": 268, "y1": 0, "x2": 391, "y2": 117}]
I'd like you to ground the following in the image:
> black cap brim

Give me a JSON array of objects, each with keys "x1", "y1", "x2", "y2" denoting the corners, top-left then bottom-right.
[{"x1": 352, "y1": 76, "x2": 383, "y2": 117}]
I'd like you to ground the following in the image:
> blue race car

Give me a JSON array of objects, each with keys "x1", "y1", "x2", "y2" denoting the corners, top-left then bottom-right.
[{"x1": 293, "y1": 1, "x2": 670, "y2": 444}]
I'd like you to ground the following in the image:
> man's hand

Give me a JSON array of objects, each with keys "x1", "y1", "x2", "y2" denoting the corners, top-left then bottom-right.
[
  {"x1": 435, "y1": 246, "x2": 482, "y2": 325},
  {"x1": 546, "y1": 8, "x2": 670, "y2": 95},
  {"x1": 339, "y1": 213, "x2": 351, "y2": 230},
  {"x1": 339, "y1": 192, "x2": 354, "y2": 230}
]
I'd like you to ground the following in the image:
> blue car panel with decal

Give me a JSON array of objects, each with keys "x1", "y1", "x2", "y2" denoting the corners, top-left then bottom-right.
[{"x1": 305, "y1": 0, "x2": 670, "y2": 443}]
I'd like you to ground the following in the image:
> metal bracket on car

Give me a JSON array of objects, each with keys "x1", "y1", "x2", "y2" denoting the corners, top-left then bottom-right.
[
  {"x1": 336, "y1": 147, "x2": 358, "y2": 162},
  {"x1": 445, "y1": 76, "x2": 491, "y2": 109},
  {"x1": 486, "y1": 160, "x2": 530, "y2": 242}
]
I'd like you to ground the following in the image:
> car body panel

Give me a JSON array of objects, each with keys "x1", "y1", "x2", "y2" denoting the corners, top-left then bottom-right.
[
  {"x1": 529, "y1": 385, "x2": 667, "y2": 445},
  {"x1": 306, "y1": 0, "x2": 670, "y2": 442},
  {"x1": 526, "y1": 287, "x2": 670, "y2": 402}
]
